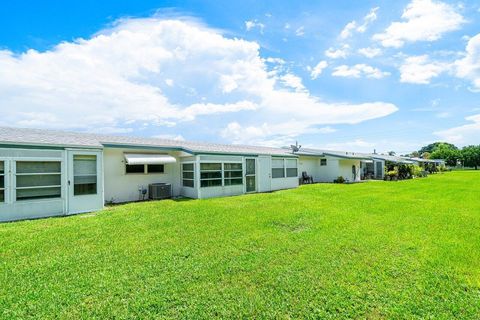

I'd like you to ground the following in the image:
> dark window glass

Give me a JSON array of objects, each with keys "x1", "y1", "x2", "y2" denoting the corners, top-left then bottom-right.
[
  {"x1": 286, "y1": 168, "x2": 298, "y2": 178},
  {"x1": 320, "y1": 159, "x2": 327, "y2": 166},
  {"x1": 126, "y1": 164, "x2": 145, "y2": 174},
  {"x1": 16, "y1": 161, "x2": 60, "y2": 174},
  {"x1": 272, "y1": 168, "x2": 285, "y2": 178},
  {"x1": 182, "y1": 171, "x2": 194, "y2": 179},
  {"x1": 201, "y1": 171, "x2": 222, "y2": 179},
  {"x1": 200, "y1": 163, "x2": 221, "y2": 171},
  {"x1": 148, "y1": 164, "x2": 164, "y2": 173},
  {"x1": 200, "y1": 179, "x2": 222, "y2": 187},
  {"x1": 182, "y1": 163, "x2": 194, "y2": 171},
  {"x1": 224, "y1": 178, "x2": 243, "y2": 186},
  {"x1": 17, "y1": 187, "x2": 61, "y2": 201},
  {"x1": 16, "y1": 174, "x2": 61, "y2": 188},
  {"x1": 74, "y1": 155, "x2": 97, "y2": 196},
  {"x1": 182, "y1": 179, "x2": 194, "y2": 188},
  {"x1": 224, "y1": 163, "x2": 242, "y2": 170},
  {"x1": 224, "y1": 170, "x2": 242, "y2": 178}
]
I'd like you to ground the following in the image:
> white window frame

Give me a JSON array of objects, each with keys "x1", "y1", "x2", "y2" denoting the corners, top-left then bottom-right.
[
  {"x1": 272, "y1": 158, "x2": 298, "y2": 179},
  {"x1": 223, "y1": 162, "x2": 243, "y2": 186},
  {"x1": 14, "y1": 159, "x2": 62, "y2": 202},
  {"x1": 199, "y1": 161, "x2": 244, "y2": 188},
  {"x1": 199, "y1": 162, "x2": 223, "y2": 188},
  {"x1": 272, "y1": 158, "x2": 286, "y2": 179},
  {"x1": 285, "y1": 158, "x2": 298, "y2": 178},
  {"x1": 181, "y1": 162, "x2": 195, "y2": 188}
]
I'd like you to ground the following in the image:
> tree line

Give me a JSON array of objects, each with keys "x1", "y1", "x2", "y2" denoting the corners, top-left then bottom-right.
[{"x1": 405, "y1": 142, "x2": 480, "y2": 169}]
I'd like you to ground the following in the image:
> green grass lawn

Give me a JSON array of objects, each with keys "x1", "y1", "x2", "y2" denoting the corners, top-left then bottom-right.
[{"x1": 1, "y1": 171, "x2": 480, "y2": 319}]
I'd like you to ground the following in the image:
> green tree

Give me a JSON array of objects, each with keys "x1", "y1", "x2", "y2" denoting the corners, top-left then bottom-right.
[
  {"x1": 419, "y1": 142, "x2": 458, "y2": 154},
  {"x1": 461, "y1": 145, "x2": 480, "y2": 170},
  {"x1": 430, "y1": 143, "x2": 460, "y2": 166}
]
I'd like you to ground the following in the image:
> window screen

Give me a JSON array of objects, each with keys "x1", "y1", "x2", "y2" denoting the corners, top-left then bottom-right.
[
  {"x1": 272, "y1": 159, "x2": 285, "y2": 178},
  {"x1": 200, "y1": 163, "x2": 222, "y2": 187},
  {"x1": 182, "y1": 163, "x2": 195, "y2": 188},
  {"x1": 224, "y1": 163, "x2": 243, "y2": 186},
  {"x1": 16, "y1": 161, "x2": 61, "y2": 201},
  {"x1": 0, "y1": 161, "x2": 4, "y2": 203},
  {"x1": 286, "y1": 159, "x2": 298, "y2": 177},
  {"x1": 73, "y1": 155, "x2": 97, "y2": 196}
]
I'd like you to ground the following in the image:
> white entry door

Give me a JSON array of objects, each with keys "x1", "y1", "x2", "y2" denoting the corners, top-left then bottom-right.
[
  {"x1": 67, "y1": 150, "x2": 103, "y2": 214},
  {"x1": 257, "y1": 155, "x2": 272, "y2": 192}
]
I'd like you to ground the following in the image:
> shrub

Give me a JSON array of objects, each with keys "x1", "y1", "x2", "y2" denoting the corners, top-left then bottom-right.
[
  {"x1": 333, "y1": 176, "x2": 345, "y2": 183},
  {"x1": 387, "y1": 170, "x2": 398, "y2": 177},
  {"x1": 412, "y1": 165, "x2": 423, "y2": 177}
]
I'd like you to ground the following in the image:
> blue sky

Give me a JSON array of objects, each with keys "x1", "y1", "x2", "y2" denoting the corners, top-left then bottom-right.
[{"x1": 1, "y1": 0, "x2": 480, "y2": 153}]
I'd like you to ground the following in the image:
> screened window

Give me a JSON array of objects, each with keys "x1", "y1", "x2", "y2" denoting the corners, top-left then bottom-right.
[
  {"x1": 320, "y1": 159, "x2": 327, "y2": 166},
  {"x1": 272, "y1": 159, "x2": 285, "y2": 178},
  {"x1": 126, "y1": 164, "x2": 145, "y2": 174},
  {"x1": 74, "y1": 155, "x2": 97, "y2": 196},
  {"x1": 200, "y1": 163, "x2": 222, "y2": 187},
  {"x1": 286, "y1": 159, "x2": 298, "y2": 177},
  {"x1": 0, "y1": 161, "x2": 4, "y2": 203},
  {"x1": 224, "y1": 163, "x2": 243, "y2": 186},
  {"x1": 16, "y1": 161, "x2": 61, "y2": 201},
  {"x1": 147, "y1": 164, "x2": 164, "y2": 174},
  {"x1": 182, "y1": 163, "x2": 194, "y2": 188}
]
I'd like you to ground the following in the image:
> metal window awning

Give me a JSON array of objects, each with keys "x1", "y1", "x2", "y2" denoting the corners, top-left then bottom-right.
[{"x1": 124, "y1": 153, "x2": 177, "y2": 165}]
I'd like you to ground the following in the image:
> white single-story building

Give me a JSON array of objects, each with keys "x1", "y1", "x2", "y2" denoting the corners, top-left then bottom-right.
[
  {"x1": 0, "y1": 127, "x2": 299, "y2": 222},
  {"x1": 295, "y1": 148, "x2": 371, "y2": 183}
]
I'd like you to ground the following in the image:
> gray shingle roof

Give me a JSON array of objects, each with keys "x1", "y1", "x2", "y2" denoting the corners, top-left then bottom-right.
[
  {"x1": 0, "y1": 126, "x2": 294, "y2": 156},
  {"x1": 294, "y1": 148, "x2": 372, "y2": 160}
]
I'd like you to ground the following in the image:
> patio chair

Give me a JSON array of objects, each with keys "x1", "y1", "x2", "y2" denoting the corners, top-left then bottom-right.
[{"x1": 302, "y1": 171, "x2": 313, "y2": 184}]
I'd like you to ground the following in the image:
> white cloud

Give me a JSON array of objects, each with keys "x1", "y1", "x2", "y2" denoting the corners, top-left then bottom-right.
[
  {"x1": 332, "y1": 64, "x2": 390, "y2": 79},
  {"x1": 324, "y1": 139, "x2": 375, "y2": 151},
  {"x1": 310, "y1": 60, "x2": 328, "y2": 79},
  {"x1": 435, "y1": 114, "x2": 480, "y2": 144},
  {"x1": 279, "y1": 73, "x2": 306, "y2": 92},
  {"x1": 340, "y1": 7, "x2": 379, "y2": 39},
  {"x1": 373, "y1": 0, "x2": 465, "y2": 48},
  {"x1": 358, "y1": 47, "x2": 382, "y2": 58},
  {"x1": 152, "y1": 134, "x2": 185, "y2": 141},
  {"x1": 245, "y1": 20, "x2": 265, "y2": 33},
  {"x1": 340, "y1": 21, "x2": 357, "y2": 40},
  {"x1": 0, "y1": 17, "x2": 398, "y2": 145},
  {"x1": 295, "y1": 26, "x2": 305, "y2": 36},
  {"x1": 455, "y1": 33, "x2": 480, "y2": 90},
  {"x1": 399, "y1": 55, "x2": 450, "y2": 84},
  {"x1": 325, "y1": 45, "x2": 349, "y2": 59},
  {"x1": 357, "y1": 7, "x2": 379, "y2": 33}
]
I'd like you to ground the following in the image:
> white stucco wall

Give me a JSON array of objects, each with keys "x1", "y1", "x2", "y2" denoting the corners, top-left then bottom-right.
[
  {"x1": 270, "y1": 177, "x2": 299, "y2": 191},
  {"x1": 318, "y1": 156, "x2": 341, "y2": 182},
  {"x1": 298, "y1": 156, "x2": 320, "y2": 181},
  {"x1": 298, "y1": 155, "x2": 362, "y2": 183},
  {"x1": 103, "y1": 148, "x2": 182, "y2": 203},
  {"x1": 337, "y1": 159, "x2": 362, "y2": 182}
]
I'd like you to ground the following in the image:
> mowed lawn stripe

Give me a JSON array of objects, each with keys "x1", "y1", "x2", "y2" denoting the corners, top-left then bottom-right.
[{"x1": 1, "y1": 171, "x2": 479, "y2": 319}]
